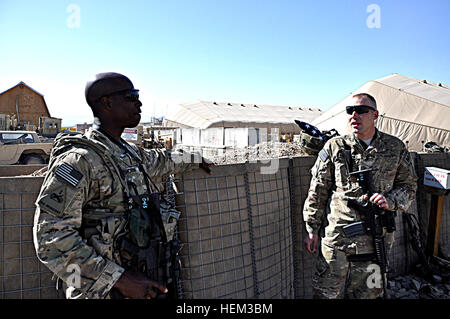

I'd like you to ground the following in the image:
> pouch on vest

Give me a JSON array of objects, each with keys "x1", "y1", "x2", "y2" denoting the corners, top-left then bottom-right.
[{"x1": 128, "y1": 192, "x2": 167, "y2": 248}]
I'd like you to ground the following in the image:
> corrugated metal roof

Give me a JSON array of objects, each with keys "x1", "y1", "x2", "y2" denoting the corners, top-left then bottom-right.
[{"x1": 165, "y1": 100, "x2": 323, "y2": 132}]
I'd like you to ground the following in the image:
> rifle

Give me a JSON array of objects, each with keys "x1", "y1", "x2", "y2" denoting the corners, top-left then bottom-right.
[{"x1": 342, "y1": 168, "x2": 396, "y2": 298}]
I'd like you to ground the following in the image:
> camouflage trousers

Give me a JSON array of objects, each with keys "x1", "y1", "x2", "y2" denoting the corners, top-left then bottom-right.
[{"x1": 312, "y1": 242, "x2": 387, "y2": 299}]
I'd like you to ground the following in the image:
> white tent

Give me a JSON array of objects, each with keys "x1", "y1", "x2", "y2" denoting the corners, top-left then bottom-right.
[
  {"x1": 163, "y1": 100, "x2": 323, "y2": 134},
  {"x1": 311, "y1": 74, "x2": 450, "y2": 151}
]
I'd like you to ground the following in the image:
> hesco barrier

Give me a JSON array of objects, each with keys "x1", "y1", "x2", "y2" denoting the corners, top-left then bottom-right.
[
  {"x1": 176, "y1": 160, "x2": 294, "y2": 299},
  {"x1": 0, "y1": 153, "x2": 449, "y2": 299},
  {"x1": 0, "y1": 176, "x2": 57, "y2": 299}
]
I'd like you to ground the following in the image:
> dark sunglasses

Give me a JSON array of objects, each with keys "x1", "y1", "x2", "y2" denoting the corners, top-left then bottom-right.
[
  {"x1": 96, "y1": 89, "x2": 140, "y2": 103},
  {"x1": 346, "y1": 105, "x2": 376, "y2": 115}
]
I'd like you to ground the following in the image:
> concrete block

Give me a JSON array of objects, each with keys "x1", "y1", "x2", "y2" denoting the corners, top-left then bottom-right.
[{"x1": 200, "y1": 128, "x2": 224, "y2": 147}]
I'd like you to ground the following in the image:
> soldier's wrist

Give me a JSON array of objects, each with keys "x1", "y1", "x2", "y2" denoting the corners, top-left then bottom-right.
[
  {"x1": 385, "y1": 196, "x2": 396, "y2": 211},
  {"x1": 305, "y1": 224, "x2": 318, "y2": 236}
]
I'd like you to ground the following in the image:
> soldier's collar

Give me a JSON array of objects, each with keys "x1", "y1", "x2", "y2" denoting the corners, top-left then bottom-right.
[
  {"x1": 97, "y1": 127, "x2": 142, "y2": 162},
  {"x1": 88, "y1": 127, "x2": 127, "y2": 155},
  {"x1": 350, "y1": 129, "x2": 379, "y2": 148}
]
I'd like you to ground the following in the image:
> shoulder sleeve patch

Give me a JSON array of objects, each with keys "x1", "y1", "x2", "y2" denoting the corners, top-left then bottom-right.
[
  {"x1": 55, "y1": 163, "x2": 83, "y2": 187},
  {"x1": 37, "y1": 185, "x2": 67, "y2": 216},
  {"x1": 318, "y1": 149, "x2": 329, "y2": 162}
]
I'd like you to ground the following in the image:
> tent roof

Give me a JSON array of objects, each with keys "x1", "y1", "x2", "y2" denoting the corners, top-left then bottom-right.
[
  {"x1": 311, "y1": 73, "x2": 450, "y2": 151},
  {"x1": 164, "y1": 100, "x2": 323, "y2": 133},
  {"x1": 377, "y1": 74, "x2": 450, "y2": 106}
]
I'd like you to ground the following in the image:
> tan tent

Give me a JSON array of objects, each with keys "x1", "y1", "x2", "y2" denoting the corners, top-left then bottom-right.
[
  {"x1": 163, "y1": 100, "x2": 323, "y2": 134},
  {"x1": 311, "y1": 74, "x2": 450, "y2": 151}
]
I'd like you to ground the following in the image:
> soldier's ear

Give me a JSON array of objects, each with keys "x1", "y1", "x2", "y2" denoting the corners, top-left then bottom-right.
[
  {"x1": 99, "y1": 97, "x2": 113, "y2": 110},
  {"x1": 373, "y1": 110, "x2": 379, "y2": 120}
]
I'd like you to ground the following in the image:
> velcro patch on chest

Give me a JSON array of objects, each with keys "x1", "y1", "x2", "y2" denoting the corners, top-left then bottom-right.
[{"x1": 55, "y1": 163, "x2": 83, "y2": 187}]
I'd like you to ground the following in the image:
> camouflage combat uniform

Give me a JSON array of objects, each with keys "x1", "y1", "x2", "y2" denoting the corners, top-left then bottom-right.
[
  {"x1": 33, "y1": 127, "x2": 196, "y2": 299},
  {"x1": 303, "y1": 129, "x2": 417, "y2": 299}
]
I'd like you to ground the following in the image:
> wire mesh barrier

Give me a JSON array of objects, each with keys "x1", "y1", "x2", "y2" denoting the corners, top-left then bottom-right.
[
  {"x1": 0, "y1": 152, "x2": 448, "y2": 299},
  {"x1": 289, "y1": 156, "x2": 318, "y2": 298},
  {"x1": 176, "y1": 160, "x2": 294, "y2": 298},
  {"x1": 0, "y1": 177, "x2": 58, "y2": 299}
]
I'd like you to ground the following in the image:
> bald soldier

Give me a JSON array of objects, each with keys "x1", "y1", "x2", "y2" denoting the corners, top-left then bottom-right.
[
  {"x1": 303, "y1": 93, "x2": 417, "y2": 299},
  {"x1": 33, "y1": 72, "x2": 212, "y2": 299}
]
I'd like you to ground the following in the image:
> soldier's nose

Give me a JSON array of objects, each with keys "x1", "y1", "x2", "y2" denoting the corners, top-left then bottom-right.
[{"x1": 351, "y1": 111, "x2": 360, "y2": 118}]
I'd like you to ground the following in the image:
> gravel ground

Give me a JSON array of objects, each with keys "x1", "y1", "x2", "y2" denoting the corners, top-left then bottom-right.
[{"x1": 387, "y1": 271, "x2": 450, "y2": 299}]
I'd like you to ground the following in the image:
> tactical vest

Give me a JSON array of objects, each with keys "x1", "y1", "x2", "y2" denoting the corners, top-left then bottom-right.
[{"x1": 52, "y1": 133, "x2": 182, "y2": 299}]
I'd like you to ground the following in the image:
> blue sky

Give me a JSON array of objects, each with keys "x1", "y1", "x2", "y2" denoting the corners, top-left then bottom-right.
[{"x1": 0, "y1": 0, "x2": 449, "y2": 126}]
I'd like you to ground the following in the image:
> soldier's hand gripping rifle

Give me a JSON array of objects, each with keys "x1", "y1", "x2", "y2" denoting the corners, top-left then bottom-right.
[{"x1": 343, "y1": 168, "x2": 396, "y2": 298}]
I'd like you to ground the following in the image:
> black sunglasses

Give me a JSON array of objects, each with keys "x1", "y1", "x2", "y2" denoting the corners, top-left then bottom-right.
[
  {"x1": 346, "y1": 105, "x2": 376, "y2": 115},
  {"x1": 96, "y1": 89, "x2": 140, "y2": 103}
]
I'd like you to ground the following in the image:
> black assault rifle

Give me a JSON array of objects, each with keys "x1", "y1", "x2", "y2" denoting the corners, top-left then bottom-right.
[{"x1": 342, "y1": 168, "x2": 396, "y2": 298}]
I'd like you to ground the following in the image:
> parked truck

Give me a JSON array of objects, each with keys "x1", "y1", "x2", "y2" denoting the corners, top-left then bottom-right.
[{"x1": 0, "y1": 130, "x2": 53, "y2": 164}]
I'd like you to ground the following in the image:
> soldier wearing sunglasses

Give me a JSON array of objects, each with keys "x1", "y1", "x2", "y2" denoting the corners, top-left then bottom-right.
[
  {"x1": 33, "y1": 72, "x2": 213, "y2": 299},
  {"x1": 303, "y1": 93, "x2": 417, "y2": 299}
]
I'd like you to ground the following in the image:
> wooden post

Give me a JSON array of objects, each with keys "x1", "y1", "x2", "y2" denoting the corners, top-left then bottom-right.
[{"x1": 425, "y1": 190, "x2": 447, "y2": 257}]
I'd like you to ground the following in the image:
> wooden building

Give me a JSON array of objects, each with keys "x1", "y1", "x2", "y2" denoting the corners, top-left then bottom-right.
[{"x1": 0, "y1": 81, "x2": 51, "y2": 127}]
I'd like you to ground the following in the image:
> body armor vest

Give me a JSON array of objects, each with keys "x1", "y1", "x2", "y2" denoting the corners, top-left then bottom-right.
[{"x1": 53, "y1": 133, "x2": 182, "y2": 299}]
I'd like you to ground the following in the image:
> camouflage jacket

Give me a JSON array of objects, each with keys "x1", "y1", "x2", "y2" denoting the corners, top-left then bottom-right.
[
  {"x1": 302, "y1": 130, "x2": 417, "y2": 253},
  {"x1": 33, "y1": 128, "x2": 196, "y2": 299}
]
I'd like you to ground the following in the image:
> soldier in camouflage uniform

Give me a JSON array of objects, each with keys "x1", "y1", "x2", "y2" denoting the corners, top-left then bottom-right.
[
  {"x1": 33, "y1": 72, "x2": 212, "y2": 299},
  {"x1": 303, "y1": 93, "x2": 417, "y2": 299}
]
